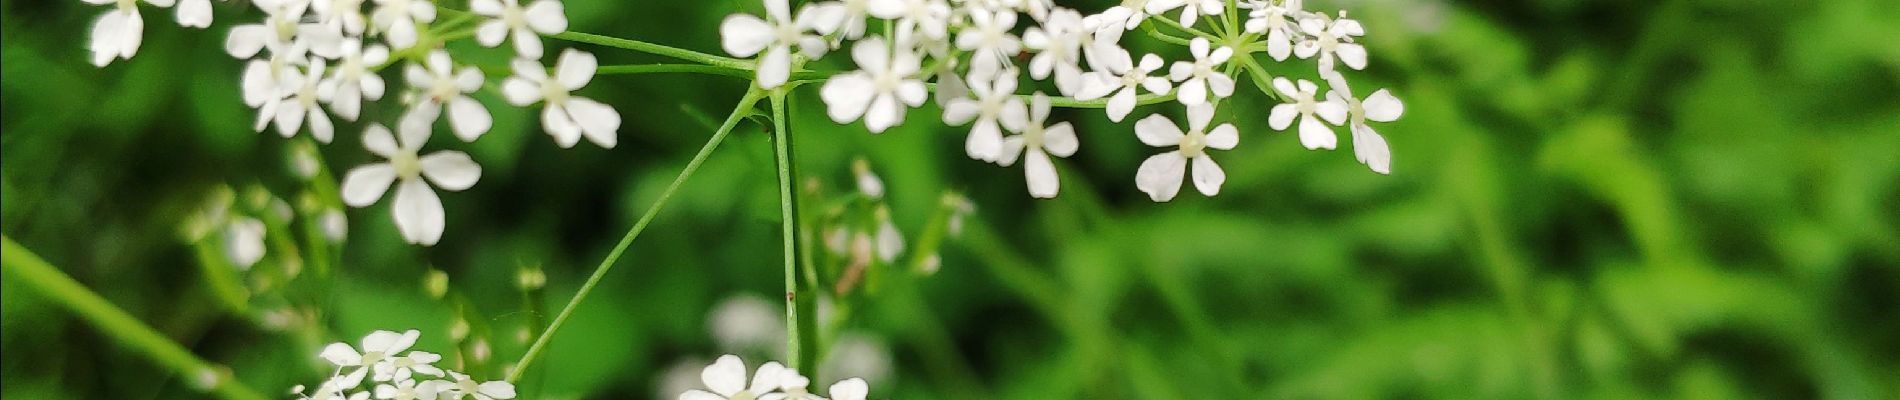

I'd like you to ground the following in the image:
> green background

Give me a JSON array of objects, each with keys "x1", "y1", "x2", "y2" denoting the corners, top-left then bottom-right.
[{"x1": 4, "y1": 0, "x2": 1899, "y2": 398}]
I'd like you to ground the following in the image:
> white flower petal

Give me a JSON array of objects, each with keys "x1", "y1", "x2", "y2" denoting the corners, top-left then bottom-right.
[
  {"x1": 1268, "y1": 104, "x2": 1297, "y2": 130},
  {"x1": 522, "y1": 0, "x2": 567, "y2": 33},
  {"x1": 702, "y1": 355, "x2": 747, "y2": 397},
  {"x1": 1363, "y1": 89, "x2": 1404, "y2": 122},
  {"x1": 1134, "y1": 114, "x2": 1184, "y2": 147},
  {"x1": 1352, "y1": 123, "x2": 1392, "y2": 174},
  {"x1": 501, "y1": 77, "x2": 541, "y2": 106},
  {"x1": 863, "y1": 94, "x2": 902, "y2": 133},
  {"x1": 476, "y1": 21, "x2": 508, "y2": 47},
  {"x1": 565, "y1": 97, "x2": 621, "y2": 148},
  {"x1": 1106, "y1": 89, "x2": 1136, "y2": 122},
  {"x1": 542, "y1": 104, "x2": 582, "y2": 148},
  {"x1": 1190, "y1": 155, "x2": 1225, "y2": 196},
  {"x1": 1023, "y1": 148, "x2": 1060, "y2": 198},
  {"x1": 392, "y1": 178, "x2": 445, "y2": 246},
  {"x1": 419, "y1": 151, "x2": 481, "y2": 191},
  {"x1": 829, "y1": 378, "x2": 868, "y2": 400},
  {"x1": 1336, "y1": 43, "x2": 1367, "y2": 70},
  {"x1": 176, "y1": 0, "x2": 212, "y2": 28},
  {"x1": 556, "y1": 49, "x2": 596, "y2": 89},
  {"x1": 965, "y1": 118, "x2": 1004, "y2": 162},
  {"x1": 1135, "y1": 151, "x2": 1187, "y2": 202},
  {"x1": 820, "y1": 75, "x2": 874, "y2": 123},
  {"x1": 1206, "y1": 123, "x2": 1238, "y2": 150},
  {"x1": 1298, "y1": 115, "x2": 1336, "y2": 150},
  {"x1": 756, "y1": 45, "x2": 791, "y2": 89},
  {"x1": 1041, "y1": 122, "x2": 1077, "y2": 157},
  {"x1": 448, "y1": 97, "x2": 491, "y2": 141}
]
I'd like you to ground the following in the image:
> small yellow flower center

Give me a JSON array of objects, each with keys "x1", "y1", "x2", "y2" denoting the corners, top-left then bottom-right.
[
  {"x1": 429, "y1": 75, "x2": 461, "y2": 101},
  {"x1": 541, "y1": 80, "x2": 569, "y2": 105},
  {"x1": 1022, "y1": 123, "x2": 1046, "y2": 149},
  {"x1": 390, "y1": 151, "x2": 422, "y2": 179},
  {"x1": 360, "y1": 351, "x2": 387, "y2": 367},
  {"x1": 1180, "y1": 129, "x2": 1207, "y2": 158}
]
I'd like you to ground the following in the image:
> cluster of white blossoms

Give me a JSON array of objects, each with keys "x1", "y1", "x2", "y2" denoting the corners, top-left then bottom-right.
[
  {"x1": 297, "y1": 329, "x2": 515, "y2": 400},
  {"x1": 680, "y1": 355, "x2": 870, "y2": 400},
  {"x1": 722, "y1": 0, "x2": 1406, "y2": 200},
  {"x1": 87, "y1": 0, "x2": 622, "y2": 246}
]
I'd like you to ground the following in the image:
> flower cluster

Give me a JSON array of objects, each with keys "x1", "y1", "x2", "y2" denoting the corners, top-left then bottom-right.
[
  {"x1": 87, "y1": 0, "x2": 624, "y2": 246},
  {"x1": 721, "y1": 0, "x2": 1406, "y2": 200},
  {"x1": 679, "y1": 355, "x2": 870, "y2": 400},
  {"x1": 297, "y1": 329, "x2": 515, "y2": 400}
]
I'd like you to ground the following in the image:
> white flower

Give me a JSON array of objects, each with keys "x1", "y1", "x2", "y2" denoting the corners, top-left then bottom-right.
[
  {"x1": 867, "y1": 0, "x2": 950, "y2": 41},
  {"x1": 258, "y1": 58, "x2": 338, "y2": 143},
  {"x1": 720, "y1": 0, "x2": 831, "y2": 89},
  {"x1": 225, "y1": 0, "x2": 337, "y2": 61},
  {"x1": 322, "y1": 39, "x2": 390, "y2": 121},
  {"x1": 404, "y1": 50, "x2": 491, "y2": 142},
  {"x1": 709, "y1": 294, "x2": 786, "y2": 353},
  {"x1": 1324, "y1": 77, "x2": 1402, "y2": 174},
  {"x1": 995, "y1": 93, "x2": 1078, "y2": 198},
  {"x1": 942, "y1": 70, "x2": 1026, "y2": 162},
  {"x1": 1293, "y1": 13, "x2": 1366, "y2": 76},
  {"x1": 1022, "y1": 10, "x2": 1088, "y2": 96},
  {"x1": 84, "y1": 0, "x2": 176, "y2": 67},
  {"x1": 1168, "y1": 37, "x2": 1234, "y2": 106},
  {"x1": 680, "y1": 355, "x2": 788, "y2": 400},
  {"x1": 953, "y1": 9, "x2": 1021, "y2": 76},
  {"x1": 820, "y1": 36, "x2": 926, "y2": 133},
  {"x1": 339, "y1": 121, "x2": 481, "y2": 246},
  {"x1": 1095, "y1": 0, "x2": 1185, "y2": 31},
  {"x1": 372, "y1": 350, "x2": 445, "y2": 382},
  {"x1": 1268, "y1": 77, "x2": 1347, "y2": 149},
  {"x1": 224, "y1": 217, "x2": 267, "y2": 270},
  {"x1": 827, "y1": 378, "x2": 869, "y2": 400},
  {"x1": 373, "y1": 380, "x2": 442, "y2": 400},
  {"x1": 1075, "y1": 49, "x2": 1170, "y2": 122},
  {"x1": 471, "y1": 0, "x2": 566, "y2": 59},
  {"x1": 370, "y1": 0, "x2": 437, "y2": 49},
  {"x1": 1173, "y1": 0, "x2": 1222, "y2": 27},
  {"x1": 442, "y1": 371, "x2": 515, "y2": 400},
  {"x1": 321, "y1": 208, "x2": 350, "y2": 242},
  {"x1": 1133, "y1": 104, "x2": 1236, "y2": 201},
  {"x1": 319, "y1": 330, "x2": 420, "y2": 389},
  {"x1": 313, "y1": 0, "x2": 370, "y2": 35},
  {"x1": 1243, "y1": 0, "x2": 1301, "y2": 61},
  {"x1": 501, "y1": 49, "x2": 622, "y2": 148},
  {"x1": 852, "y1": 159, "x2": 885, "y2": 198}
]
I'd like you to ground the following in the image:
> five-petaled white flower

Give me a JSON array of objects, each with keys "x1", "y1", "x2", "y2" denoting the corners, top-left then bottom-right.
[
  {"x1": 472, "y1": 0, "x2": 567, "y2": 59},
  {"x1": 1294, "y1": 13, "x2": 1366, "y2": 77},
  {"x1": 1076, "y1": 49, "x2": 1171, "y2": 122},
  {"x1": 943, "y1": 70, "x2": 1027, "y2": 162},
  {"x1": 339, "y1": 121, "x2": 481, "y2": 246},
  {"x1": 720, "y1": 0, "x2": 831, "y2": 89},
  {"x1": 995, "y1": 93, "x2": 1078, "y2": 198},
  {"x1": 259, "y1": 58, "x2": 338, "y2": 143},
  {"x1": 502, "y1": 49, "x2": 622, "y2": 148},
  {"x1": 404, "y1": 50, "x2": 491, "y2": 142},
  {"x1": 681, "y1": 355, "x2": 788, "y2": 400},
  {"x1": 1023, "y1": 10, "x2": 1089, "y2": 96},
  {"x1": 1168, "y1": 37, "x2": 1235, "y2": 106},
  {"x1": 441, "y1": 371, "x2": 516, "y2": 400},
  {"x1": 224, "y1": 217, "x2": 267, "y2": 270},
  {"x1": 1243, "y1": 0, "x2": 1302, "y2": 61},
  {"x1": 821, "y1": 36, "x2": 926, "y2": 133},
  {"x1": 1268, "y1": 77, "x2": 1347, "y2": 150},
  {"x1": 370, "y1": 0, "x2": 437, "y2": 49},
  {"x1": 322, "y1": 39, "x2": 390, "y2": 121},
  {"x1": 1134, "y1": 104, "x2": 1237, "y2": 201},
  {"x1": 319, "y1": 329, "x2": 421, "y2": 389},
  {"x1": 370, "y1": 349, "x2": 444, "y2": 382},
  {"x1": 1324, "y1": 76, "x2": 1402, "y2": 174},
  {"x1": 953, "y1": 9, "x2": 1021, "y2": 77}
]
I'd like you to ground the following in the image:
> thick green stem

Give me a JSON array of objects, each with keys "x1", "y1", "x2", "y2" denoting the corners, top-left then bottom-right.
[
  {"x1": 1, "y1": 236, "x2": 269, "y2": 400},
  {"x1": 508, "y1": 87, "x2": 767, "y2": 383},
  {"x1": 769, "y1": 89, "x2": 821, "y2": 379}
]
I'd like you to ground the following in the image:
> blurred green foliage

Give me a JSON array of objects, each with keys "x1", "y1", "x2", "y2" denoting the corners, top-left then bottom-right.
[{"x1": 4, "y1": 0, "x2": 1899, "y2": 398}]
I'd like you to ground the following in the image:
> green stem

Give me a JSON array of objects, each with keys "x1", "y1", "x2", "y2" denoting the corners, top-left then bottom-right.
[
  {"x1": 2, "y1": 236, "x2": 268, "y2": 400},
  {"x1": 769, "y1": 89, "x2": 821, "y2": 379},
  {"x1": 551, "y1": 31, "x2": 753, "y2": 70},
  {"x1": 1149, "y1": 14, "x2": 1220, "y2": 41},
  {"x1": 598, "y1": 64, "x2": 755, "y2": 79},
  {"x1": 507, "y1": 87, "x2": 768, "y2": 383}
]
